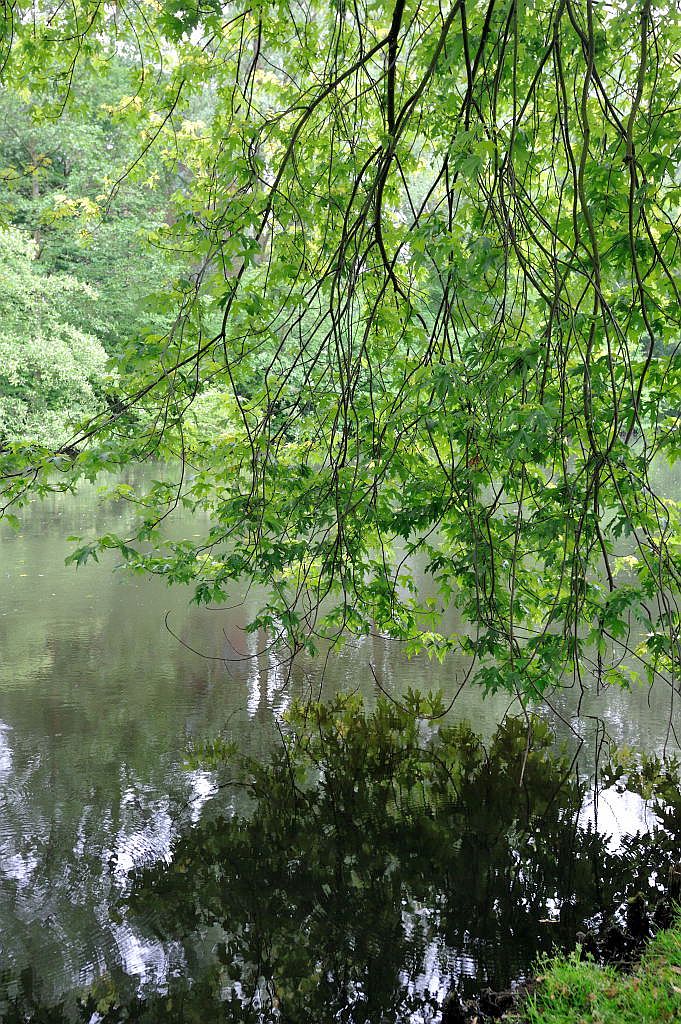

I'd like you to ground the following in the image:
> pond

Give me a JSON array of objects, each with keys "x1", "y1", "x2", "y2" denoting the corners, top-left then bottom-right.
[{"x1": 0, "y1": 469, "x2": 678, "y2": 1018}]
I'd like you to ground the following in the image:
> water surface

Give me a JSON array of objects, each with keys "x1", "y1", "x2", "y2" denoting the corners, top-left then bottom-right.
[{"x1": 0, "y1": 470, "x2": 678, "y2": 1007}]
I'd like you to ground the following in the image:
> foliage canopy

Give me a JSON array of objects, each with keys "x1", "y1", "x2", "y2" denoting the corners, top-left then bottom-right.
[{"x1": 0, "y1": 0, "x2": 680, "y2": 698}]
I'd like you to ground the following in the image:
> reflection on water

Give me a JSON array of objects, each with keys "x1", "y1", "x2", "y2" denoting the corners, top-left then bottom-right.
[
  {"x1": 0, "y1": 469, "x2": 678, "y2": 1007},
  {"x1": 8, "y1": 699, "x2": 676, "y2": 1024}
]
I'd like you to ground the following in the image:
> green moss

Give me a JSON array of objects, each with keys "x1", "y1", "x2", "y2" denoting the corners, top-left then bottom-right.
[{"x1": 520, "y1": 915, "x2": 681, "y2": 1024}]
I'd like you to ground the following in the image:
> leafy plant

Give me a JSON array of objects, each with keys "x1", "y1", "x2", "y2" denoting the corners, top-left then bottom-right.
[{"x1": 0, "y1": 0, "x2": 679, "y2": 697}]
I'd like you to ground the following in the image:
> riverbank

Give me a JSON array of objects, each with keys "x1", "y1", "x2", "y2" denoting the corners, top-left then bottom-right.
[
  {"x1": 521, "y1": 912, "x2": 681, "y2": 1023},
  {"x1": 442, "y1": 909, "x2": 681, "y2": 1023}
]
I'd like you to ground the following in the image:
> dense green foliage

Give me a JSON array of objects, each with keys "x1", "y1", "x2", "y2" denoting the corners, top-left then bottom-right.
[
  {"x1": 0, "y1": 73, "x2": 184, "y2": 348},
  {"x1": 0, "y1": 224, "x2": 109, "y2": 445},
  {"x1": 0, "y1": 60, "x2": 185, "y2": 446},
  {"x1": 524, "y1": 914, "x2": 681, "y2": 1024},
  {"x1": 0, "y1": 0, "x2": 680, "y2": 698}
]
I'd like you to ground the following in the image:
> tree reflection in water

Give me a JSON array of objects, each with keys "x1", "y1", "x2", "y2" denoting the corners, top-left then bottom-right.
[{"x1": 3, "y1": 692, "x2": 680, "y2": 1023}]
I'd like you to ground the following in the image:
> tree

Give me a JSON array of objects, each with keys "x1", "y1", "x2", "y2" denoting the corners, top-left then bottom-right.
[
  {"x1": 0, "y1": 225, "x2": 110, "y2": 447},
  {"x1": 0, "y1": 0, "x2": 679, "y2": 701},
  {"x1": 0, "y1": 62, "x2": 184, "y2": 354}
]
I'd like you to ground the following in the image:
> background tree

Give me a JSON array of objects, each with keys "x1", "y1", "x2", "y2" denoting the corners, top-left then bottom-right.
[
  {"x1": 0, "y1": 225, "x2": 109, "y2": 447},
  {"x1": 0, "y1": 60, "x2": 184, "y2": 354}
]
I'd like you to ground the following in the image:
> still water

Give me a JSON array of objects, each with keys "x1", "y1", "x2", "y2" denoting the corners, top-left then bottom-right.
[{"x1": 0, "y1": 470, "x2": 678, "y2": 1009}]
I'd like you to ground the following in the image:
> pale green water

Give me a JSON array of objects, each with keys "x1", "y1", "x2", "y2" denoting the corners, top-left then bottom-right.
[{"x1": 0, "y1": 469, "x2": 678, "y2": 997}]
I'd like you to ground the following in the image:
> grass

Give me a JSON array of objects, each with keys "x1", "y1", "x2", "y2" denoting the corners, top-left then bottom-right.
[{"x1": 519, "y1": 915, "x2": 681, "y2": 1023}]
